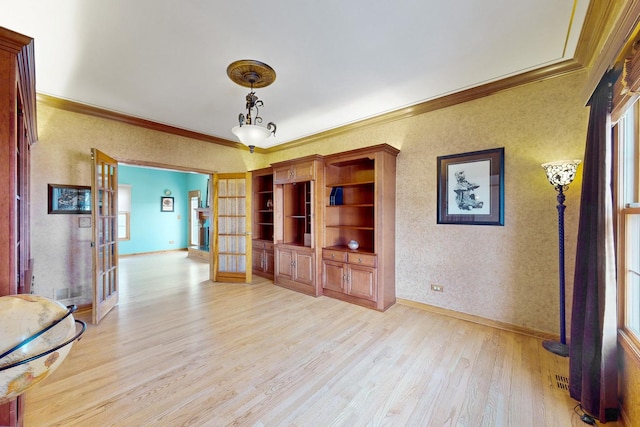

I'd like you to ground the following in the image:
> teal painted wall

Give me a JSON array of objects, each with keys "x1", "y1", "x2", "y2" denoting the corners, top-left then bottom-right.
[{"x1": 118, "y1": 165, "x2": 209, "y2": 255}]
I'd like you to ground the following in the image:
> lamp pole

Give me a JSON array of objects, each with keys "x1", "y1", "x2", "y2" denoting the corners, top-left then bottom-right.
[{"x1": 542, "y1": 185, "x2": 569, "y2": 356}]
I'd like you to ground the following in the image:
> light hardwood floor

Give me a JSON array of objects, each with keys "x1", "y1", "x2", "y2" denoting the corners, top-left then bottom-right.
[{"x1": 24, "y1": 252, "x2": 618, "y2": 426}]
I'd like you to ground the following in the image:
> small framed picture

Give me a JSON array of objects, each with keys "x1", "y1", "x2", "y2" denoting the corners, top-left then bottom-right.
[
  {"x1": 48, "y1": 184, "x2": 91, "y2": 214},
  {"x1": 437, "y1": 147, "x2": 504, "y2": 226},
  {"x1": 161, "y1": 196, "x2": 174, "y2": 212}
]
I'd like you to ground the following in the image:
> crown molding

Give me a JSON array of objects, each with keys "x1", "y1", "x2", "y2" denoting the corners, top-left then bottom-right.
[
  {"x1": 1, "y1": 27, "x2": 37, "y2": 144},
  {"x1": 37, "y1": 57, "x2": 583, "y2": 155},
  {"x1": 0, "y1": 26, "x2": 32, "y2": 54},
  {"x1": 36, "y1": 93, "x2": 267, "y2": 153},
  {"x1": 268, "y1": 59, "x2": 584, "y2": 152},
  {"x1": 579, "y1": 0, "x2": 640, "y2": 102}
]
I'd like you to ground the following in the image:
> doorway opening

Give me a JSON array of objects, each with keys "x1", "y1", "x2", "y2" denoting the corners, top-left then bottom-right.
[{"x1": 117, "y1": 161, "x2": 213, "y2": 263}]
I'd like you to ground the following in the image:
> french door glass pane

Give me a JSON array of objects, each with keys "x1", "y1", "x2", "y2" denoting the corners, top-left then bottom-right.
[{"x1": 217, "y1": 176, "x2": 247, "y2": 273}]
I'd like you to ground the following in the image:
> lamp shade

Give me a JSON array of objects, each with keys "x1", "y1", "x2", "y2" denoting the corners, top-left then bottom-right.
[
  {"x1": 541, "y1": 160, "x2": 581, "y2": 187},
  {"x1": 232, "y1": 125, "x2": 274, "y2": 150}
]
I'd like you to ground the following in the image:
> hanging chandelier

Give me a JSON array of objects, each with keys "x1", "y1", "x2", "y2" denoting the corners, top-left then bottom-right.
[{"x1": 227, "y1": 60, "x2": 277, "y2": 153}]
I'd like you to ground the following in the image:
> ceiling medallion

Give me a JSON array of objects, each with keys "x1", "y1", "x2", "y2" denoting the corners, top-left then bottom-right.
[{"x1": 227, "y1": 60, "x2": 277, "y2": 153}]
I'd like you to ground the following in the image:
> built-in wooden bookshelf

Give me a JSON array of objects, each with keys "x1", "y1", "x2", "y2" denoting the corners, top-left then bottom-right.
[
  {"x1": 266, "y1": 146, "x2": 398, "y2": 310},
  {"x1": 322, "y1": 144, "x2": 399, "y2": 311},
  {"x1": 0, "y1": 26, "x2": 37, "y2": 427},
  {"x1": 272, "y1": 155, "x2": 324, "y2": 296},
  {"x1": 252, "y1": 167, "x2": 275, "y2": 278},
  {"x1": 252, "y1": 168, "x2": 274, "y2": 242}
]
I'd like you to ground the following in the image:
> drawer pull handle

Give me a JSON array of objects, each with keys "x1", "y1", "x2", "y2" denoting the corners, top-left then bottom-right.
[
  {"x1": 331, "y1": 254, "x2": 335, "y2": 259},
  {"x1": 358, "y1": 258, "x2": 362, "y2": 263}
]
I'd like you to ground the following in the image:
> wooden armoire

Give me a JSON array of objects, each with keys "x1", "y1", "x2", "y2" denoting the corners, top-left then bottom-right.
[{"x1": 0, "y1": 26, "x2": 38, "y2": 427}]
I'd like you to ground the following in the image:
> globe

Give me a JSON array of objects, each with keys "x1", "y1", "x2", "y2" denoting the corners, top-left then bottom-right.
[{"x1": 0, "y1": 294, "x2": 85, "y2": 403}]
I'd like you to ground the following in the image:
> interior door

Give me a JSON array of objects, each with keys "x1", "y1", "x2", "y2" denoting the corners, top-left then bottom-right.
[
  {"x1": 91, "y1": 148, "x2": 119, "y2": 324},
  {"x1": 212, "y1": 173, "x2": 252, "y2": 283}
]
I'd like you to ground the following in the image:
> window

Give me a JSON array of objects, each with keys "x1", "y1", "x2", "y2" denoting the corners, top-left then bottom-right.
[
  {"x1": 118, "y1": 184, "x2": 131, "y2": 241},
  {"x1": 615, "y1": 103, "x2": 640, "y2": 345},
  {"x1": 118, "y1": 212, "x2": 130, "y2": 240}
]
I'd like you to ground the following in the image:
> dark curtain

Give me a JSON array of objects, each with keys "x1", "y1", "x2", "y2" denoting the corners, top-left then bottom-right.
[{"x1": 569, "y1": 69, "x2": 619, "y2": 422}]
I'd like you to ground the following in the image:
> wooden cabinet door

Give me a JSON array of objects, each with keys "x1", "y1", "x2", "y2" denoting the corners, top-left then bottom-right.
[
  {"x1": 265, "y1": 250, "x2": 275, "y2": 275},
  {"x1": 293, "y1": 250, "x2": 314, "y2": 285},
  {"x1": 273, "y1": 161, "x2": 316, "y2": 184},
  {"x1": 291, "y1": 160, "x2": 314, "y2": 182},
  {"x1": 276, "y1": 246, "x2": 294, "y2": 281},
  {"x1": 348, "y1": 264, "x2": 377, "y2": 301},
  {"x1": 252, "y1": 246, "x2": 264, "y2": 272},
  {"x1": 322, "y1": 260, "x2": 346, "y2": 292},
  {"x1": 273, "y1": 165, "x2": 293, "y2": 184}
]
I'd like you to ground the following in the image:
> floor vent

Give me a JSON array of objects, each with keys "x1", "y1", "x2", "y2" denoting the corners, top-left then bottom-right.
[{"x1": 554, "y1": 374, "x2": 570, "y2": 391}]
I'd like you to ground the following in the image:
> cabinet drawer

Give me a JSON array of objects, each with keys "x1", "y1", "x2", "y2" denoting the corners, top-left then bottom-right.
[
  {"x1": 253, "y1": 240, "x2": 274, "y2": 251},
  {"x1": 348, "y1": 253, "x2": 377, "y2": 267},
  {"x1": 323, "y1": 249, "x2": 347, "y2": 262}
]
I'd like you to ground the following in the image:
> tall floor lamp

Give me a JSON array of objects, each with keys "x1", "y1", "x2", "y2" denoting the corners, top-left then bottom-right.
[{"x1": 541, "y1": 159, "x2": 581, "y2": 357}]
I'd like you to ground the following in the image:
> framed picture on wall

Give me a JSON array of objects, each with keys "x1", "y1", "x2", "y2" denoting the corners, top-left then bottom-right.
[
  {"x1": 47, "y1": 184, "x2": 91, "y2": 214},
  {"x1": 161, "y1": 196, "x2": 174, "y2": 212},
  {"x1": 437, "y1": 147, "x2": 504, "y2": 225}
]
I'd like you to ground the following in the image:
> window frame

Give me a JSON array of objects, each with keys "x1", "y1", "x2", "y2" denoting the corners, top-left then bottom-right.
[{"x1": 614, "y1": 101, "x2": 640, "y2": 356}]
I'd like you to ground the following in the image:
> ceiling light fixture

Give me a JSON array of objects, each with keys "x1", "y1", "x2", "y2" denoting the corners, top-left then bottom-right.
[{"x1": 227, "y1": 60, "x2": 277, "y2": 153}]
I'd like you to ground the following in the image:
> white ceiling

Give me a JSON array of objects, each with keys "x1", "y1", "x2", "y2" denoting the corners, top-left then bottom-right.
[{"x1": 1, "y1": 0, "x2": 590, "y2": 148}]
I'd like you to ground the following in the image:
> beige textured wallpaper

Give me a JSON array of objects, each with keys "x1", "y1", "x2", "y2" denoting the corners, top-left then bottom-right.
[
  {"x1": 263, "y1": 70, "x2": 589, "y2": 336},
  {"x1": 31, "y1": 105, "x2": 266, "y2": 304},
  {"x1": 31, "y1": 69, "x2": 588, "y2": 337}
]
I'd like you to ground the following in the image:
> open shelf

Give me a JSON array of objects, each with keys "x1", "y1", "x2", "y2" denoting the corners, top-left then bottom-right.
[
  {"x1": 253, "y1": 169, "x2": 274, "y2": 242},
  {"x1": 282, "y1": 181, "x2": 312, "y2": 247}
]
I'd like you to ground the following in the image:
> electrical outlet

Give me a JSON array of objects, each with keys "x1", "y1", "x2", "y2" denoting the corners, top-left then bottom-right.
[
  {"x1": 169, "y1": 240, "x2": 175, "y2": 244},
  {"x1": 431, "y1": 284, "x2": 444, "y2": 292}
]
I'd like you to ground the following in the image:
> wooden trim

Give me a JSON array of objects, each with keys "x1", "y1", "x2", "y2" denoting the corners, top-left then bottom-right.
[
  {"x1": 0, "y1": 27, "x2": 37, "y2": 145},
  {"x1": 573, "y1": 0, "x2": 621, "y2": 68},
  {"x1": 0, "y1": 27, "x2": 32, "y2": 53},
  {"x1": 119, "y1": 248, "x2": 188, "y2": 258},
  {"x1": 36, "y1": 93, "x2": 267, "y2": 152},
  {"x1": 581, "y1": 0, "x2": 640, "y2": 103},
  {"x1": 116, "y1": 158, "x2": 216, "y2": 175},
  {"x1": 619, "y1": 328, "x2": 640, "y2": 364},
  {"x1": 619, "y1": 207, "x2": 640, "y2": 359},
  {"x1": 74, "y1": 303, "x2": 92, "y2": 314},
  {"x1": 37, "y1": 57, "x2": 582, "y2": 156},
  {"x1": 15, "y1": 38, "x2": 37, "y2": 145},
  {"x1": 397, "y1": 298, "x2": 558, "y2": 341}
]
